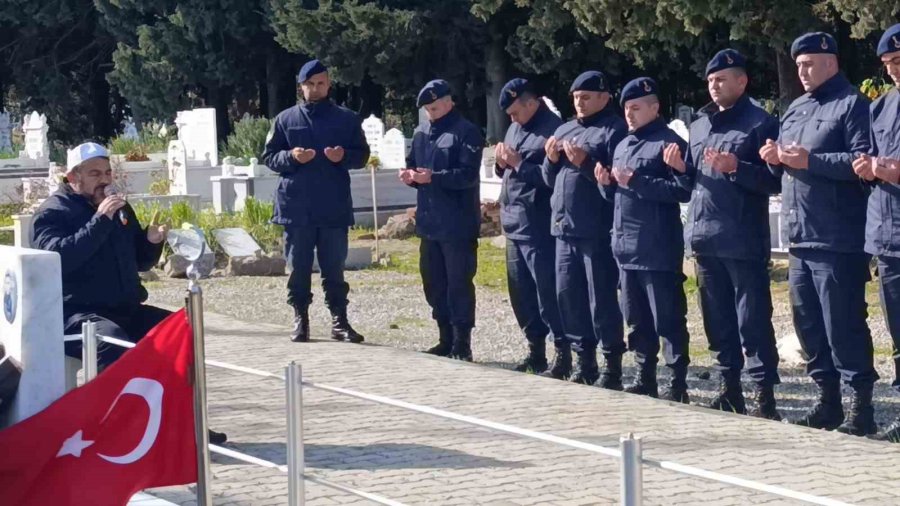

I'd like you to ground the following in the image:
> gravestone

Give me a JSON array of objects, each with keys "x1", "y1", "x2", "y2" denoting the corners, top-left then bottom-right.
[
  {"x1": 381, "y1": 128, "x2": 406, "y2": 169},
  {"x1": 122, "y1": 118, "x2": 139, "y2": 140},
  {"x1": 167, "y1": 139, "x2": 188, "y2": 195},
  {"x1": 362, "y1": 115, "x2": 385, "y2": 159},
  {"x1": 0, "y1": 111, "x2": 11, "y2": 152},
  {"x1": 677, "y1": 105, "x2": 693, "y2": 126},
  {"x1": 22, "y1": 111, "x2": 49, "y2": 164},
  {"x1": 0, "y1": 246, "x2": 65, "y2": 427},
  {"x1": 174, "y1": 108, "x2": 218, "y2": 167},
  {"x1": 212, "y1": 228, "x2": 262, "y2": 258}
]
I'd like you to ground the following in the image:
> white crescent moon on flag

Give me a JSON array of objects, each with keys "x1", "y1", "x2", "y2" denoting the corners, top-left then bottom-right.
[{"x1": 97, "y1": 377, "x2": 164, "y2": 465}]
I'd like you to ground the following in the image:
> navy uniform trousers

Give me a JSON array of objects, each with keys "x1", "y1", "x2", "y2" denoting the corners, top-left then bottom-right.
[
  {"x1": 789, "y1": 249, "x2": 878, "y2": 387},
  {"x1": 620, "y1": 269, "x2": 689, "y2": 374},
  {"x1": 695, "y1": 256, "x2": 780, "y2": 385},
  {"x1": 285, "y1": 226, "x2": 350, "y2": 311},
  {"x1": 63, "y1": 304, "x2": 172, "y2": 367},
  {"x1": 421, "y1": 239, "x2": 478, "y2": 328},
  {"x1": 506, "y1": 237, "x2": 564, "y2": 345},
  {"x1": 878, "y1": 256, "x2": 900, "y2": 392},
  {"x1": 556, "y1": 236, "x2": 625, "y2": 355}
]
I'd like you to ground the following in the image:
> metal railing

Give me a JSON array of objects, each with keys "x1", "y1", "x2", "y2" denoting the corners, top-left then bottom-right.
[{"x1": 65, "y1": 323, "x2": 855, "y2": 506}]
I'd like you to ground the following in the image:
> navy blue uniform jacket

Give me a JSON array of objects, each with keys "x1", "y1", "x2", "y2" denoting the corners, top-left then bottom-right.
[
  {"x1": 541, "y1": 107, "x2": 627, "y2": 240},
  {"x1": 602, "y1": 118, "x2": 690, "y2": 272},
  {"x1": 405, "y1": 109, "x2": 484, "y2": 241},
  {"x1": 31, "y1": 185, "x2": 163, "y2": 310},
  {"x1": 769, "y1": 73, "x2": 871, "y2": 253},
  {"x1": 680, "y1": 94, "x2": 781, "y2": 261},
  {"x1": 496, "y1": 103, "x2": 563, "y2": 242},
  {"x1": 262, "y1": 100, "x2": 370, "y2": 228},
  {"x1": 866, "y1": 87, "x2": 900, "y2": 259}
]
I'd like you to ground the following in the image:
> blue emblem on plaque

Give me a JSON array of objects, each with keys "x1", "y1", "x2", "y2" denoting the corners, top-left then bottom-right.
[{"x1": 3, "y1": 270, "x2": 17, "y2": 324}]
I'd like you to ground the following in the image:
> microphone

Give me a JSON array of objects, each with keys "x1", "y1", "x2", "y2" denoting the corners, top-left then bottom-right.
[{"x1": 103, "y1": 184, "x2": 129, "y2": 226}]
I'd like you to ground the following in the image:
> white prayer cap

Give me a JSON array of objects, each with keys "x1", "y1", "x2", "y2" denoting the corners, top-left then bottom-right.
[{"x1": 66, "y1": 142, "x2": 109, "y2": 173}]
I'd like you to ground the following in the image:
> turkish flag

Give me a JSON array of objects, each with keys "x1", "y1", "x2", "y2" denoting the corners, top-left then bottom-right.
[{"x1": 0, "y1": 309, "x2": 198, "y2": 505}]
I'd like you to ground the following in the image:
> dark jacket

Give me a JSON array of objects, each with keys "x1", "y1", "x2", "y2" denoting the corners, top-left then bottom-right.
[
  {"x1": 602, "y1": 117, "x2": 690, "y2": 272},
  {"x1": 405, "y1": 109, "x2": 484, "y2": 241},
  {"x1": 496, "y1": 103, "x2": 562, "y2": 242},
  {"x1": 680, "y1": 94, "x2": 781, "y2": 261},
  {"x1": 31, "y1": 184, "x2": 163, "y2": 311},
  {"x1": 865, "y1": 87, "x2": 900, "y2": 259},
  {"x1": 262, "y1": 100, "x2": 370, "y2": 228},
  {"x1": 769, "y1": 73, "x2": 872, "y2": 253},
  {"x1": 541, "y1": 106, "x2": 627, "y2": 240}
]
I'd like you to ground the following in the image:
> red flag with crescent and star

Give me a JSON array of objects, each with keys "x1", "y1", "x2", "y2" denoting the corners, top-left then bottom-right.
[{"x1": 0, "y1": 309, "x2": 198, "y2": 505}]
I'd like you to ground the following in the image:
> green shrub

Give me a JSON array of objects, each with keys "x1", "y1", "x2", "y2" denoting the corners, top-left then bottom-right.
[{"x1": 221, "y1": 116, "x2": 273, "y2": 160}]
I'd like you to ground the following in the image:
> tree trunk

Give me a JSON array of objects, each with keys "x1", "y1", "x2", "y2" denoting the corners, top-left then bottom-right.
[
  {"x1": 90, "y1": 65, "x2": 113, "y2": 141},
  {"x1": 205, "y1": 85, "x2": 232, "y2": 141},
  {"x1": 776, "y1": 49, "x2": 803, "y2": 114},
  {"x1": 484, "y1": 20, "x2": 508, "y2": 144}
]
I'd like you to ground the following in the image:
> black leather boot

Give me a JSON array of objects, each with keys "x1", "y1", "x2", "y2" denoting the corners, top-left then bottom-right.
[
  {"x1": 425, "y1": 325, "x2": 454, "y2": 357},
  {"x1": 792, "y1": 380, "x2": 844, "y2": 430},
  {"x1": 330, "y1": 308, "x2": 364, "y2": 343},
  {"x1": 542, "y1": 345, "x2": 572, "y2": 380},
  {"x1": 570, "y1": 348, "x2": 600, "y2": 385},
  {"x1": 208, "y1": 428, "x2": 228, "y2": 445},
  {"x1": 661, "y1": 368, "x2": 690, "y2": 404},
  {"x1": 514, "y1": 339, "x2": 548, "y2": 373},
  {"x1": 450, "y1": 326, "x2": 473, "y2": 362},
  {"x1": 836, "y1": 384, "x2": 877, "y2": 436},
  {"x1": 598, "y1": 353, "x2": 623, "y2": 391},
  {"x1": 872, "y1": 415, "x2": 900, "y2": 443},
  {"x1": 290, "y1": 306, "x2": 310, "y2": 343},
  {"x1": 625, "y1": 367, "x2": 659, "y2": 398},
  {"x1": 707, "y1": 373, "x2": 746, "y2": 414},
  {"x1": 749, "y1": 384, "x2": 781, "y2": 421}
]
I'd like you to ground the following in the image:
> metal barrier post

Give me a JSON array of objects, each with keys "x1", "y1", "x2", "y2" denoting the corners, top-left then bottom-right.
[
  {"x1": 370, "y1": 164, "x2": 380, "y2": 261},
  {"x1": 187, "y1": 282, "x2": 213, "y2": 506},
  {"x1": 286, "y1": 362, "x2": 306, "y2": 506},
  {"x1": 620, "y1": 433, "x2": 643, "y2": 506},
  {"x1": 82, "y1": 321, "x2": 98, "y2": 382}
]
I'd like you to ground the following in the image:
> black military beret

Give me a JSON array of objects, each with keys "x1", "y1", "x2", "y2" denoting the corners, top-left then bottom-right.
[
  {"x1": 297, "y1": 59, "x2": 327, "y2": 83},
  {"x1": 877, "y1": 23, "x2": 900, "y2": 57},
  {"x1": 569, "y1": 71, "x2": 609, "y2": 94},
  {"x1": 620, "y1": 77, "x2": 658, "y2": 106},
  {"x1": 790, "y1": 32, "x2": 838, "y2": 59},
  {"x1": 706, "y1": 49, "x2": 747, "y2": 76},
  {"x1": 417, "y1": 79, "x2": 451, "y2": 108},
  {"x1": 499, "y1": 78, "x2": 534, "y2": 110}
]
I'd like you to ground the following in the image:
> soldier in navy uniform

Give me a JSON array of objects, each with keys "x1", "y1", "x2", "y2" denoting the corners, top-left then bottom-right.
[
  {"x1": 262, "y1": 59, "x2": 370, "y2": 344},
  {"x1": 666, "y1": 49, "x2": 782, "y2": 419},
  {"x1": 401, "y1": 80, "x2": 484, "y2": 361},
  {"x1": 759, "y1": 33, "x2": 876, "y2": 436},
  {"x1": 597, "y1": 77, "x2": 692, "y2": 402},
  {"x1": 494, "y1": 79, "x2": 565, "y2": 373},
  {"x1": 856, "y1": 24, "x2": 900, "y2": 442},
  {"x1": 541, "y1": 71, "x2": 626, "y2": 386}
]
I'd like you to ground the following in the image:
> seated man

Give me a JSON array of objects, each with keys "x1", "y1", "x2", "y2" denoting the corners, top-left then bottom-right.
[{"x1": 31, "y1": 142, "x2": 226, "y2": 445}]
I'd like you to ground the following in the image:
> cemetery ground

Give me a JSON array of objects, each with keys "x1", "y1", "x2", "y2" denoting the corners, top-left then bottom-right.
[{"x1": 142, "y1": 230, "x2": 900, "y2": 429}]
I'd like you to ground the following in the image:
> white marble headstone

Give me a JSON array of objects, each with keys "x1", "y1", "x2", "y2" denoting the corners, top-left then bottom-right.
[
  {"x1": 167, "y1": 139, "x2": 188, "y2": 195},
  {"x1": 362, "y1": 115, "x2": 385, "y2": 159},
  {"x1": 381, "y1": 128, "x2": 406, "y2": 169},
  {"x1": 0, "y1": 246, "x2": 64, "y2": 427},
  {"x1": 123, "y1": 119, "x2": 139, "y2": 140},
  {"x1": 0, "y1": 111, "x2": 11, "y2": 152},
  {"x1": 212, "y1": 228, "x2": 262, "y2": 258},
  {"x1": 22, "y1": 111, "x2": 49, "y2": 164},
  {"x1": 175, "y1": 108, "x2": 218, "y2": 167}
]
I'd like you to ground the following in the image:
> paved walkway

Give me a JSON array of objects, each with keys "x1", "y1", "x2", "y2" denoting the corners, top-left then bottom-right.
[{"x1": 147, "y1": 311, "x2": 900, "y2": 505}]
